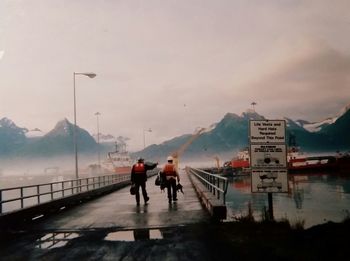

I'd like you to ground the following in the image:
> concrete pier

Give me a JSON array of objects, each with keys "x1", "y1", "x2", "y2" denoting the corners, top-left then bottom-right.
[{"x1": 0, "y1": 170, "x2": 221, "y2": 260}]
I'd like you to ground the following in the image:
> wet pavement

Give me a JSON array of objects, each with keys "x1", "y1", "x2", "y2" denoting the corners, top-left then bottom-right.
[
  {"x1": 31, "y1": 170, "x2": 209, "y2": 231},
  {"x1": 0, "y1": 171, "x2": 214, "y2": 260},
  {"x1": 0, "y1": 224, "x2": 221, "y2": 261}
]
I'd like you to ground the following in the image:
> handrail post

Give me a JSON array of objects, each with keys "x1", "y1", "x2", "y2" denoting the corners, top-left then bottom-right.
[
  {"x1": 21, "y1": 187, "x2": 24, "y2": 209},
  {"x1": 188, "y1": 167, "x2": 228, "y2": 205},
  {"x1": 0, "y1": 190, "x2": 2, "y2": 214},
  {"x1": 37, "y1": 185, "x2": 40, "y2": 204},
  {"x1": 51, "y1": 183, "x2": 54, "y2": 200}
]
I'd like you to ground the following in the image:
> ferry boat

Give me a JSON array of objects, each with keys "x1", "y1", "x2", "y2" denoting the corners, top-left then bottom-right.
[
  {"x1": 223, "y1": 148, "x2": 250, "y2": 175},
  {"x1": 287, "y1": 154, "x2": 337, "y2": 172},
  {"x1": 103, "y1": 143, "x2": 133, "y2": 174}
]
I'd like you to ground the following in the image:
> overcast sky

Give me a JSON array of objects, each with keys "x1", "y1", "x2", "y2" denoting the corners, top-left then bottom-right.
[{"x1": 1, "y1": 0, "x2": 350, "y2": 151}]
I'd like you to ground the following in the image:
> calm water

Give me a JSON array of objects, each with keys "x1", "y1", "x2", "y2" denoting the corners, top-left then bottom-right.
[{"x1": 225, "y1": 171, "x2": 350, "y2": 228}]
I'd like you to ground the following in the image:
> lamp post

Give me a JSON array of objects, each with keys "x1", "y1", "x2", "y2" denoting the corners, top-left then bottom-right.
[
  {"x1": 143, "y1": 128, "x2": 152, "y2": 149},
  {"x1": 73, "y1": 72, "x2": 96, "y2": 179},
  {"x1": 95, "y1": 112, "x2": 101, "y2": 168}
]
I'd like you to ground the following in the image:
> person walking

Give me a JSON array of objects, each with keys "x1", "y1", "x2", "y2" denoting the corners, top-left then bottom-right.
[
  {"x1": 162, "y1": 156, "x2": 180, "y2": 204},
  {"x1": 131, "y1": 158, "x2": 158, "y2": 206}
]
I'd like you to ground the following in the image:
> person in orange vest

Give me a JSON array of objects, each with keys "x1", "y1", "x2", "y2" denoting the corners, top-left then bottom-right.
[
  {"x1": 131, "y1": 158, "x2": 158, "y2": 206},
  {"x1": 162, "y1": 156, "x2": 180, "y2": 204}
]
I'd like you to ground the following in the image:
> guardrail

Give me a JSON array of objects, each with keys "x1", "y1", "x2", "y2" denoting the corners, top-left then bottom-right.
[
  {"x1": 186, "y1": 167, "x2": 228, "y2": 204},
  {"x1": 0, "y1": 174, "x2": 130, "y2": 214}
]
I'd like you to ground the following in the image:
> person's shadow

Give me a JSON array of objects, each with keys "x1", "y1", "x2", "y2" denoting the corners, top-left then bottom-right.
[
  {"x1": 133, "y1": 229, "x2": 150, "y2": 240},
  {"x1": 168, "y1": 203, "x2": 178, "y2": 211}
]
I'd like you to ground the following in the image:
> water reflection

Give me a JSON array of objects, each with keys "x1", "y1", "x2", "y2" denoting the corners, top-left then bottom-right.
[
  {"x1": 226, "y1": 172, "x2": 350, "y2": 228},
  {"x1": 105, "y1": 229, "x2": 163, "y2": 241},
  {"x1": 35, "y1": 232, "x2": 79, "y2": 249}
]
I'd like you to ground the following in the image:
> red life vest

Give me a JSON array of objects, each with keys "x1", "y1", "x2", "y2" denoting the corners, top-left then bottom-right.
[
  {"x1": 134, "y1": 163, "x2": 145, "y2": 174},
  {"x1": 163, "y1": 164, "x2": 176, "y2": 177}
]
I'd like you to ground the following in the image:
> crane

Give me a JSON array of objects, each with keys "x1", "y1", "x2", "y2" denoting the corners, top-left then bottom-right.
[
  {"x1": 171, "y1": 127, "x2": 206, "y2": 169},
  {"x1": 213, "y1": 155, "x2": 220, "y2": 171}
]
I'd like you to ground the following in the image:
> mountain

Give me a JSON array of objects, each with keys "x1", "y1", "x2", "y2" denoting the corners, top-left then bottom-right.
[
  {"x1": 137, "y1": 107, "x2": 350, "y2": 161},
  {"x1": 26, "y1": 119, "x2": 97, "y2": 156},
  {"x1": 0, "y1": 117, "x2": 27, "y2": 155},
  {"x1": 133, "y1": 110, "x2": 267, "y2": 161},
  {"x1": 1, "y1": 104, "x2": 350, "y2": 160},
  {"x1": 319, "y1": 107, "x2": 350, "y2": 149}
]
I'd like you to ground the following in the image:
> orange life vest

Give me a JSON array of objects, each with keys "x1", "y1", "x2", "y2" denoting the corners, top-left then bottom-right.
[
  {"x1": 163, "y1": 164, "x2": 176, "y2": 177},
  {"x1": 134, "y1": 163, "x2": 145, "y2": 174}
]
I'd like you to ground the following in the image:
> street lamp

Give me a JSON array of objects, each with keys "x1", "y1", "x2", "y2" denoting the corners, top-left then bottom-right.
[
  {"x1": 73, "y1": 72, "x2": 96, "y2": 179},
  {"x1": 143, "y1": 128, "x2": 152, "y2": 149},
  {"x1": 95, "y1": 112, "x2": 101, "y2": 168}
]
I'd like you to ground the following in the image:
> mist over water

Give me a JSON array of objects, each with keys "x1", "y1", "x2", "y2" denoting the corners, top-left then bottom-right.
[{"x1": 0, "y1": 154, "x2": 103, "y2": 188}]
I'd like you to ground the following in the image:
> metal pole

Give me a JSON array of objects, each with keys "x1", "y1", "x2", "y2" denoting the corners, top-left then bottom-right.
[
  {"x1": 268, "y1": 192, "x2": 274, "y2": 220},
  {"x1": 0, "y1": 190, "x2": 2, "y2": 214},
  {"x1": 73, "y1": 72, "x2": 79, "y2": 179},
  {"x1": 143, "y1": 128, "x2": 152, "y2": 149},
  {"x1": 143, "y1": 129, "x2": 145, "y2": 149},
  {"x1": 95, "y1": 112, "x2": 101, "y2": 166}
]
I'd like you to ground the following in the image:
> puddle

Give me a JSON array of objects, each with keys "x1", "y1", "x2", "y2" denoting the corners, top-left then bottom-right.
[
  {"x1": 35, "y1": 232, "x2": 80, "y2": 249},
  {"x1": 105, "y1": 229, "x2": 163, "y2": 241}
]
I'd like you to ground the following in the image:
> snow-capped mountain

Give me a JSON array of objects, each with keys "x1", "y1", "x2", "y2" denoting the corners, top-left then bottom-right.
[
  {"x1": 0, "y1": 117, "x2": 27, "y2": 132},
  {"x1": 45, "y1": 118, "x2": 73, "y2": 138},
  {"x1": 30, "y1": 118, "x2": 98, "y2": 155},
  {"x1": 0, "y1": 118, "x2": 98, "y2": 157},
  {"x1": 0, "y1": 117, "x2": 27, "y2": 155},
  {"x1": 302, "y1": 103, "x2": 350, "y2": 132},
  {"x1": 1, "y1": 103, "x2": 350, "y2": 158}
]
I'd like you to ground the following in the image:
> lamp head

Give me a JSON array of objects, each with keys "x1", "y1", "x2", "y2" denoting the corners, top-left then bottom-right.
[
  {"x1": 85, "y1": 73, "x2": 96, "y2": 78},
  {"x1": 74, "y1": 72, "x2": 97, "y2": 78},
  {"x1": 84, "y1": 73, "x2": 96, "y2": 78}
]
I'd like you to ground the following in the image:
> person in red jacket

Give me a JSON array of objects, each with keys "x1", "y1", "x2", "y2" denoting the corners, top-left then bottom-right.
[
  {"x1": 162, "y1": 156, "x2": 180, "y2": 204},
  {"x1": 131, "y1": 158, "x2": 158, "y2": 206}
]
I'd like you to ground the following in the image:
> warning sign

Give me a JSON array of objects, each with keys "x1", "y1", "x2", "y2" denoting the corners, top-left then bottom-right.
[
  {"x1": 250, "y1": 120, "x2": 286, "y2": 144},
  {"x1": 249, "y1": 119, "x2": 288, "y2": 194},
  {"x1": 251, "y1": 169, "x2": 288, "y2": 193},
  {"x1": 250, "y1": 144, "x2": 287, "y2": 168}
]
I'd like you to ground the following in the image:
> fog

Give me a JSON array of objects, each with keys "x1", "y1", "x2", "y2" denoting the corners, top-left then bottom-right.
[{"x1": 0, "y1": 154, "x2": 96, "y2": 177}]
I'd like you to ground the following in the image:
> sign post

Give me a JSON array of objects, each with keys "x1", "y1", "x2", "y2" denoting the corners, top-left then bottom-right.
[{"x1": 249, "y1": 120, "x2": 288, "y2": 220}]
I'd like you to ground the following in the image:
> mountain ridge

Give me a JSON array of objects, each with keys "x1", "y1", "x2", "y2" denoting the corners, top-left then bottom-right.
[{"x1": 1, "y1": 104, "x2": 350, "y2": 160}]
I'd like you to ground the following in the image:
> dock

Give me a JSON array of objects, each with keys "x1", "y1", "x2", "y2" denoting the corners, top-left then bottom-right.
[{"x1": 0, "y1": 168, "x2": 228, "y2": 260}]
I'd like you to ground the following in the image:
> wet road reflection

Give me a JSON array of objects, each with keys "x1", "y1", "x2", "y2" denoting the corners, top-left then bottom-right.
[
  {"x1": 35, "y1": 232, "x2": 80, "y2": 249},
  {"x1": 105, "y1": 229, "x2": 163, "y2": 241}
]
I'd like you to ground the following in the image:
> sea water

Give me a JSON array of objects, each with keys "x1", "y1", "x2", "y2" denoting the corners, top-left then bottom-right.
[{"x1": 225, "y1": 171, "x2": 350, "y2": 228}]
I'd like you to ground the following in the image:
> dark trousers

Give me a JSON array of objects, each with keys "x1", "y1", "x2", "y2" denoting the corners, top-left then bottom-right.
[
  {"x1": 135, "y1": 181, "x2": 148, "y2": 203},
  {"x1": 166, "y1": 178, "x2": 177, "y2": 201}
]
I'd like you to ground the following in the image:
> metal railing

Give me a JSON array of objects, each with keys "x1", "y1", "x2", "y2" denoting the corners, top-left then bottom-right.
[
  {"x1": 187, "y1": 167, "x2": 228, "y2": 204},
  {"x1": 0, "y1": 173, "x2": 130, "y2": 214}
]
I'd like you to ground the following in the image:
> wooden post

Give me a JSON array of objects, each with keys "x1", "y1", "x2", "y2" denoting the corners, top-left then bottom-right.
[{"x1": 268, "y1": 192, "x2": 274, "y2": 220}]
